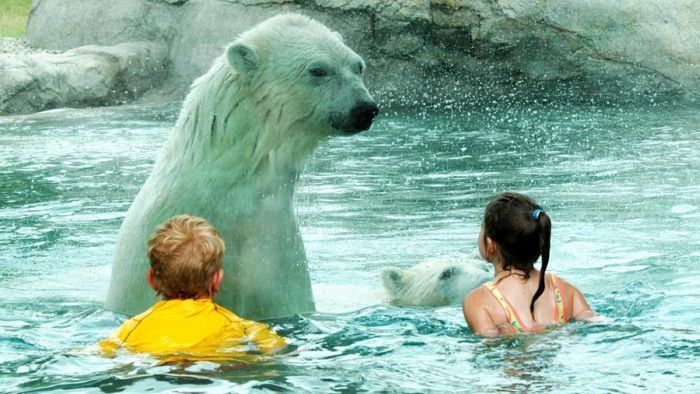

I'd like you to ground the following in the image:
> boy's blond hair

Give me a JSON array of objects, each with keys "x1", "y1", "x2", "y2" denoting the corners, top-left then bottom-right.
[{"x1": 147, "y1": 215, "x2": 225, "y2": 300}]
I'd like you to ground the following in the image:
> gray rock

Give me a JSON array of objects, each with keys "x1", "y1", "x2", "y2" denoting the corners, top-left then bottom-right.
[
  {"x1": 0, "y1": 37, "x2": 58, "y2": 56},
  {"x1": 0, "y1": 42, "x2": 168, "y2": 115},
  {"x1": 23, "y1": 0, "x2": 700, "y2": 108}
]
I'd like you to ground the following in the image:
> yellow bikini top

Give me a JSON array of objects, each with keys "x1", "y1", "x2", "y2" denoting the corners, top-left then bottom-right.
[{"x1": 483, "y1": 273, "x2": 568, "y2": 333}]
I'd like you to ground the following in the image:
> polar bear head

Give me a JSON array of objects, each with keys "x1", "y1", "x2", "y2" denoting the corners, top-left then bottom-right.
[
  {"x1": 226, "y1": 13, "x2": 378, "y2": 135},
  {"x1": 381, "y1": 257, "x2": 492, "y2": 307}
]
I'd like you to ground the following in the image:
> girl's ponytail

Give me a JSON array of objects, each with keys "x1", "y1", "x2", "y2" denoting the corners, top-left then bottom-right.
[
  {"x1": 483, "y1": 192, "x2": 553, "y2": 317},
  {"x1": 529, "y1": 208, "x2": 551, "y2": 315}
]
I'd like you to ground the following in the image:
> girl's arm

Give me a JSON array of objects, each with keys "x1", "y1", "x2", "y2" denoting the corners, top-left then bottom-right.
[
  {"x1": 570, "y1": 285, "x2": 597, "y2": 321},
  {"x1": 462, "y1": 289, "x2": 500, "y2": 337}
]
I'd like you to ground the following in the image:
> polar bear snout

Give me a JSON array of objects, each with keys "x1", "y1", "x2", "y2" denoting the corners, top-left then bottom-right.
[
  {"x1": 349, "y1": 100, "x2": 379, "y2": 132},
  {"x1": 330, "y1": 99, "x2": 379, "y2": 133}
]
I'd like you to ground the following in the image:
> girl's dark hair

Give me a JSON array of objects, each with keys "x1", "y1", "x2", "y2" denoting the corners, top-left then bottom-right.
[{"x1": 482, "y1": 192, "x2": 551, "y2": 316}]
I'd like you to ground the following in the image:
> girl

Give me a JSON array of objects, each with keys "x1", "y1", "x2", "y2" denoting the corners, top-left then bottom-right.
[{"x1": 463, "y1": 192, "x2": 596, "y2": 336}]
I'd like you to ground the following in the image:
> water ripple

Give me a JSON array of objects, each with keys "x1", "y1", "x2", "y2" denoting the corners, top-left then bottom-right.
[{"x1": 1, "y1": 104, "x2": 699, "y2": 391}]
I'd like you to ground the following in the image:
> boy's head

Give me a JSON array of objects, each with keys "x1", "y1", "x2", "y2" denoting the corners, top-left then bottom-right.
[{"x1": 146, "y1": 215, "x2": 225, "y2": 300}]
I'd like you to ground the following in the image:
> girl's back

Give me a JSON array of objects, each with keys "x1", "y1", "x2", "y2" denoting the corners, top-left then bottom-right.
[{"x1": 466, "y1": 270, "x2": 593, "y2": 336}]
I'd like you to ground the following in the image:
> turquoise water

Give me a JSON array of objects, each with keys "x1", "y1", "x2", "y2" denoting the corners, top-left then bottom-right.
[{"x1": 1, "y1": 104, "x2": 699, "y2": 392}]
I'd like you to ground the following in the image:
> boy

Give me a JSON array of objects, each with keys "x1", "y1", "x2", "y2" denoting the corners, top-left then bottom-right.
[{"x1": 101, "y1": 215, "x2": 286, "y2": 359}]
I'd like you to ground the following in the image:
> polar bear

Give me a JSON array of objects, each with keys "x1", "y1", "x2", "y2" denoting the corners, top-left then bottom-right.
[
  {"x1": 381, "y1": 254, "x2": 492, "y2": 307},
  {"x1": 105, "y1": 14, "x2": 378, "y2": 320}
]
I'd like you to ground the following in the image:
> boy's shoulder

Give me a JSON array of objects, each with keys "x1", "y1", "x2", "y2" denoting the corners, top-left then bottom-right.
[
  {"x1": 131, "y1": 301, "x2": 165, "y2": 321},
  {"x1": 112, "y1": 301, "x2": 165, "y2": 339},
  {"x1": 211, "y1": 302, "x2": 245, "y2": 323}
]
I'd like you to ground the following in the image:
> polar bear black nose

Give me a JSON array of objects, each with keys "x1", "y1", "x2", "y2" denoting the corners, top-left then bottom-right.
[{"x1": 349, "y1": 101, "x2": 379, "y2": 132}]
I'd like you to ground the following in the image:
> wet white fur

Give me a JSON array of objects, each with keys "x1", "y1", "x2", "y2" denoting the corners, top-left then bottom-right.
[
  {"x1": 381, "y1": 254, "x2": 492, "y2": 307},
  {"x1": 106, "y1": 14, "x2": 374, "y2": 319}
]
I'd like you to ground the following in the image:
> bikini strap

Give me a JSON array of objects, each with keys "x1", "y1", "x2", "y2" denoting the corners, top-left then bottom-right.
[
  {"x1": 550, "y1": 274, "x2": 568, "y2": 323},
  {"x1": 483, "y1": 282, "x2": 526, "y2": 333}
]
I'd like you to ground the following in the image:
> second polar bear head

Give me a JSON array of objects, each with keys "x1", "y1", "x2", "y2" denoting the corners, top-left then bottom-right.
[
  {"x1": 381, "y1": 256, "x2": 492, "y2": 307},
  {"x1": 227, "y1": 13, "x2": 379, "y2": 135}
]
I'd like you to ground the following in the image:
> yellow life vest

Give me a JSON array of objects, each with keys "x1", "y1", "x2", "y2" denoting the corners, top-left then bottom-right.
[{"x1": 100, "y1": 299, "x2": 286, "y2": 361}]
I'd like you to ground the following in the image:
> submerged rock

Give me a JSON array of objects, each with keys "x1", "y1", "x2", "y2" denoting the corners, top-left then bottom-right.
[
  {"x1": 21, "y1": 0, "x2": 700, "y2": 108},
  {"x1": 0, "y1": 42, "x2": 168, "y2": 115}
]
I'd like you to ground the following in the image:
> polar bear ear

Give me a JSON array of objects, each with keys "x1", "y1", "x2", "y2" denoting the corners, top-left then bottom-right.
[
  {"x1": 227, "y1": 42, "x2": 259, "y2": 75},
  {"x1": 380, "y1": 267, "x2": 404, "y2": 293}
]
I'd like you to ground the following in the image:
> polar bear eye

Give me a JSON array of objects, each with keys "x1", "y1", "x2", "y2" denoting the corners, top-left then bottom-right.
[
  {"x1": 309, "y1": 66, "x2": 330, "y2": 78},
  {"x1": 353, "y1": 61, "x2": 364, "y2": 75}
]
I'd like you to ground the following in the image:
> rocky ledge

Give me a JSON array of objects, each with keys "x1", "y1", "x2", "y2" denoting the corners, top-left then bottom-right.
[
  {"x1": 11, "y1": 0, "x2": 700, "y2": 112},
  {"x1": 0, "y1": 41, "x2": 168, "y2": 115}
]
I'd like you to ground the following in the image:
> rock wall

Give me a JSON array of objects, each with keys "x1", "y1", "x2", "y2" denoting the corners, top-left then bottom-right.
[
  {"x1": 23, "y1": 0, "x2": 700, "y2": 108},
  {"x1": 0, "y1": 42, "x2": 168, "y2": 115}
]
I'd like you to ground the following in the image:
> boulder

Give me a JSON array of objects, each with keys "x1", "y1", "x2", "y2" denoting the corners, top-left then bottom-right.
[{"x1": 0, "y1": 42, "x2": 168, "y2": 115}]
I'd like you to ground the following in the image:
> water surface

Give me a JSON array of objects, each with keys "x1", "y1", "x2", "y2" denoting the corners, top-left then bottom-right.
[{"x1": 1, "y1": 103, "x2": 699, "y2": 392}]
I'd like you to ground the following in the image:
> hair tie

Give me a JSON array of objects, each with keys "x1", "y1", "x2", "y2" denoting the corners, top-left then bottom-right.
[{"x1": 531, "y1": 208, "x2": 544, "y2": 221}]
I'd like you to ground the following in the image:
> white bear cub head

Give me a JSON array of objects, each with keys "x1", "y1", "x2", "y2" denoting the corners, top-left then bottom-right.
[
  {"x1": 227, "y1": 13, "x2": 378, "y2": 135},
  {"x1": 381, "y1": 256, "x2": 492, "y2": 307}
]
